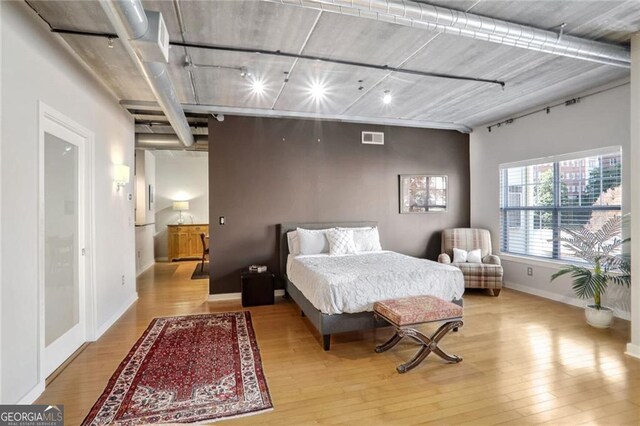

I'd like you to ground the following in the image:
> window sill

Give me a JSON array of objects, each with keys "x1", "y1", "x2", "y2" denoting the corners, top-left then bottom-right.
[{"x1": 499, "y1": 253, "x2": 568, "y2": 270}]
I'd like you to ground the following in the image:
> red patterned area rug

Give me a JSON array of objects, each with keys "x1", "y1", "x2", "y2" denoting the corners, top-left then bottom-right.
[{"x1": 82, "y1": 312, "x2": 272, "y2": 425}]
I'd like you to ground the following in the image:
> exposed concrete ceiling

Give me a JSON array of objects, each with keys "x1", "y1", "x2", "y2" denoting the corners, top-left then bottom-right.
[{"x1": 27, "y1": 0, "x2": 640, "y2": 136}]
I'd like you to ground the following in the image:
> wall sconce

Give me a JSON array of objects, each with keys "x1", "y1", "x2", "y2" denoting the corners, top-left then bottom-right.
[{"x1": 114, "y1": 164, "x2": 130, "y2": 191}]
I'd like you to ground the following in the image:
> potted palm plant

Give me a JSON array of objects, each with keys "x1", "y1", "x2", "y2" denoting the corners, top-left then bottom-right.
[{"x1": 551, "y1": 215, "x2": 630, "y2": 328}]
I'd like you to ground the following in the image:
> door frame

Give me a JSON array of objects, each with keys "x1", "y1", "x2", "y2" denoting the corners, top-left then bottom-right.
[{"x1": 37, "y1": 102, "x2": 96, "y2": 384}]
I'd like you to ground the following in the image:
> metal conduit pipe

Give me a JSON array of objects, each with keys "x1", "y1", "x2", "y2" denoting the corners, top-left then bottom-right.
[
  {"x1": 100, "y1": 0, "x2": 195, "y2": 147},
  {"x1": 264, "y1": 0, "x2": 630, "y2": 68}
]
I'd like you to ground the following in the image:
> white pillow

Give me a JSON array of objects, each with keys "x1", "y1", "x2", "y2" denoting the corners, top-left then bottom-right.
[
  {"x1": 452, "y1": 248, "x2": 468, "y2": 263},
  {"x1": 286, "y1": 231, "x2": 300, "y2": 255},
  {"x1": 467, "y1": 248, "x2": 482, "y2": 263},
  {"x1": 296, "y1": 228, "x2": 330, "y2": 255},
  {"x1": 326, "y1": 228, "x2": 357, "y2": 255},
  {"x1": 350, "y1": 227, "x2": 382, "y2": 252}
]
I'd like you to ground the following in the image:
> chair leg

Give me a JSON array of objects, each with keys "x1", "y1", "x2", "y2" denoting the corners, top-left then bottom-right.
[
  {"x1": 493, "y1": 289, "x2": 501, "y2": 297},
  {"x1": 200, "y1": 254, "x2": 206, "y2": 273}
]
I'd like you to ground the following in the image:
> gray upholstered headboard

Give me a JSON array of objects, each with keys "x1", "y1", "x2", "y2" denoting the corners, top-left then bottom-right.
[{"x1": 277, "y1": 221, "x2": 378, "y2": 279}]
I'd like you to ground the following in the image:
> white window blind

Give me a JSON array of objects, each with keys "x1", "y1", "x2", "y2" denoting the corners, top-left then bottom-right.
[{"x1": 499, "y1": 148, "x2": 622, "y2": 261}]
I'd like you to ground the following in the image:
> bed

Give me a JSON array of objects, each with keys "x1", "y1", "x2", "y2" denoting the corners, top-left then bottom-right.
[{"x1": 278, "y1": 222, "x2": 464, "y2": 350}]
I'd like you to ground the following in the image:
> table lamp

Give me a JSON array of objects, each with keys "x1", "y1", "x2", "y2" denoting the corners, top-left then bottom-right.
[{"x1": 173, "y1": 201, "x2": 190, "y2": 224}]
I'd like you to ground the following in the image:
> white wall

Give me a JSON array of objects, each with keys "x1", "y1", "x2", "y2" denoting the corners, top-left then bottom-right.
[
  {"x1": 0, "y1": 0, "x2": 4, "y2": 403},
  {"x1": 470, "y1": 81, "x2": 631, "y2": 318},
  {"x1": 154, "y1": 152, "x2": 208, "y2": 260},
  {"x1": 135, "y1": 149, "x2": 156, "y2": 225},
  {"x1": 135, "y1": 150, "x2": 155, "y2": 275},
  {"x1": 1, "y1": 2, "x2": 136, "y2": 403},
  {"x1": 135, "y1": 224, "x2": 155, "y2": 276}
]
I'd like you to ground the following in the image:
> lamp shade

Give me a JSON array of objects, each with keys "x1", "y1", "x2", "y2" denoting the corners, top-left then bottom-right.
[{"x1": 173, "y1": 201, "x2": 189, "y2": 211}]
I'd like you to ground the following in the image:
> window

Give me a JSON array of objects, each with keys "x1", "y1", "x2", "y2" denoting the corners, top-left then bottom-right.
[
  {"x1": 507, "y1": 186, "x2": 522, "y2": 228},
  {"x1": 500, "y1": 148, "x2": 622, "y2": 261}
]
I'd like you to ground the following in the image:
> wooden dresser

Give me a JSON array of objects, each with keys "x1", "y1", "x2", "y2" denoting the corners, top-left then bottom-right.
[{"x1": 167, "y1": 224, "x2": 209, "y2": 261}]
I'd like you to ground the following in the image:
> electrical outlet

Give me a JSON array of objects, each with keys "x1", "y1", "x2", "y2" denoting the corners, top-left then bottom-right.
[
  {"x1": 527, "y1": 267, "x2": 533, "y2": 276},
  {"x1": 121, "y1": 275, "x2": 125, "y2": 286}
]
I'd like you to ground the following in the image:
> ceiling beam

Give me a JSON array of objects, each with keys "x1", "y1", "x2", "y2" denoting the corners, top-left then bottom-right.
[{"x1": 120, "y1": 100, "x2": 472, "y2": 133}]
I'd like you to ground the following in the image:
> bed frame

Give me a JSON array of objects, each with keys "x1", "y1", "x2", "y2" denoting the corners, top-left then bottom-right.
[{"x1": 278, "y1": 222, "x2": 463, "y2": 351}]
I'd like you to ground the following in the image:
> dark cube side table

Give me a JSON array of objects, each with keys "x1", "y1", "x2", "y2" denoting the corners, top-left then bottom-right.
[{"x1": 241, "y1": 268, "x2": 275, "y2": 307}]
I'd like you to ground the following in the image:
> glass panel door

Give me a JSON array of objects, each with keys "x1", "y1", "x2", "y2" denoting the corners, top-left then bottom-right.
[
  {"x1": 44, "y1": 133, "x2": 79, "y2": 346},
  {"x1": 41, "y1": 119, "x2": 86, "y2": 378}
]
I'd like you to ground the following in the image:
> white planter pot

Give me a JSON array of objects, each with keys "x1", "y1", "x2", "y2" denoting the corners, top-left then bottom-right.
[{"x1": 585, "y1": 305, "x2": 614, "y2": 329}]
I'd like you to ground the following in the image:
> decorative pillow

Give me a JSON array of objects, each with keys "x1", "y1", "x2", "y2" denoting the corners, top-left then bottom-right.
[
  {"x1": 452, "y1": 248, "x2": 468, "y2": 263},
  {"x1": 286, "y1": 231, "x2": 300, "y2": 255},
  {"x1": 296, "y1": 228, "x2": 330, "y2": 255},
  {"x1": 327, "y1": 228, "x2": 357, "y2": 255},
  {"x1": 467, "y1": 248, "x2": 482, "y2": 263},
  {"x1": 350, "y1": 227, "x2": 382, "y2": 252}
]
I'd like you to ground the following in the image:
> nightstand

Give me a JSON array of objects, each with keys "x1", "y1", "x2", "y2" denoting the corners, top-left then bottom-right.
[{"x1": 241, "y1": 268, "x2": 275, "y2": 307}]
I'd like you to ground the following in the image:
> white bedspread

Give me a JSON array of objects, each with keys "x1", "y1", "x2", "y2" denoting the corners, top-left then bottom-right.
[{"x1": 286, "y1": 251, "x2": 464, "y2": 315}]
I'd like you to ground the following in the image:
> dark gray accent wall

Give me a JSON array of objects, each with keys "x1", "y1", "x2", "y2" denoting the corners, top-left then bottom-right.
[{"x1": 208, "y1": 115, "x2": 469, "y2": 294}]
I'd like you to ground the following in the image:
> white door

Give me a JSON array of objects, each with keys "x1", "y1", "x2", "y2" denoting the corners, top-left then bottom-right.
[{"x1": 40, "y1": 113, "x2": 87, "y2": 378}]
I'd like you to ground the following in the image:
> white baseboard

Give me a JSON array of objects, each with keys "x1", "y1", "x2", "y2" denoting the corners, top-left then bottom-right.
[
  {"x1": 95, "y1": 293, "x2": 138, "y2": 339},
  {"x1": 208, "y1": 290, "x2": 285, "y2": 302},
  {"x1": 504, "y1": 281, "x2": 631, "y2": 321},
  {"x1": 17, "y1": 381, "x2": 45, "y2": 404},
  {"x1": 155, "y1": 257, "x2": 168, "y2": 262},
  {"x1": 136, "y1": 261, "x2": 154, "y2": 277},
  {"x1": 625, "y1": 343, "x2": 640, "y2": 359}
]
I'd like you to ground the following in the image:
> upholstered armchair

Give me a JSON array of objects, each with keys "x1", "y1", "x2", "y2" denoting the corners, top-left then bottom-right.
[{"x1": 438, "y1": 228, "x2": 503, "y2": 296}]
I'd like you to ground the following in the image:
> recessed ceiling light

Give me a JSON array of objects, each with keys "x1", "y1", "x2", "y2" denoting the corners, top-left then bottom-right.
[
  {"x1": 383, "y1": 90, "x2": 392, "y2": 104},
  {"x1": 251, "y1": 79, "x2": 265, "y2": 95},
  {"x1": 310, "y1": 83, "x2": 326, "y2": 100}
]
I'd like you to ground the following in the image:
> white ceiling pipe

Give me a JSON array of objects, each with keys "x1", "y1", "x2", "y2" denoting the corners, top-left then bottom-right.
[
  {"x1": 136, "y1": 133, "x2": 208, "y2": 146},
  {"x1": 265, "y1": 0, "x2": 630, "y2": 68},
  {"x1": 100, "y1": 0, "x2": 195, "y2": 147}
]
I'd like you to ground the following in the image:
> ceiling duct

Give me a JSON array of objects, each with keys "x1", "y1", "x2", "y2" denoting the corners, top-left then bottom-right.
[
  {"x1": 99, "y1": 0, "x2": 195, "y2": 147},
  {"x1": 136, "y1": 133, "x2": 208, "y2": 149},
  {"x1": 265, "y1": 0, "x2": 631, "y2": 68}
]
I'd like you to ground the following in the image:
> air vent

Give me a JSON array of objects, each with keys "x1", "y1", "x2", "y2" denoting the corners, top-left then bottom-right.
[
  {"x1": 132, "y1": 10, "x2": 170, "y2": 63},
  {"x1": 362, "y1": 131, "x2": 384, "y2": 145}
]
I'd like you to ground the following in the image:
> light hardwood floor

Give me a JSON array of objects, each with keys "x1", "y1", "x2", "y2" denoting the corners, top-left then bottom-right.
[{"x1": 37, "y1": 261, "x2": 640, "y2": 425}]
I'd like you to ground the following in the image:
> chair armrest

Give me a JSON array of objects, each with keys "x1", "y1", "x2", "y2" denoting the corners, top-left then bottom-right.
[
  {"x1": 483, "y1": 255, "x2": 502, "y2": 266},
  {"x1": 438, "y1": 253, "x2": 451, "y2": 264}
]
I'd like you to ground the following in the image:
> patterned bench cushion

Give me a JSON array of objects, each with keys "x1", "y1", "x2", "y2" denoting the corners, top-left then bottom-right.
[{"x1": 374, "y1": 296, "x2": 463, "y2": 326}]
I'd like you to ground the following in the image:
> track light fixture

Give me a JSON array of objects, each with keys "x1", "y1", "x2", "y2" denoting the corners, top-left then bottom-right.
[
  {"x1": 310, "y1": 83, "x2": 326, "y2": 100},
  {"x1": 383, "y1": 90, "x2": 392, "y2": 105},
  {"x1": 251, "y1": 79, "x2": 265, "y2": 95},
  {"x1": 240, "y1": 67, "x2": 253, "y2": 80}
]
